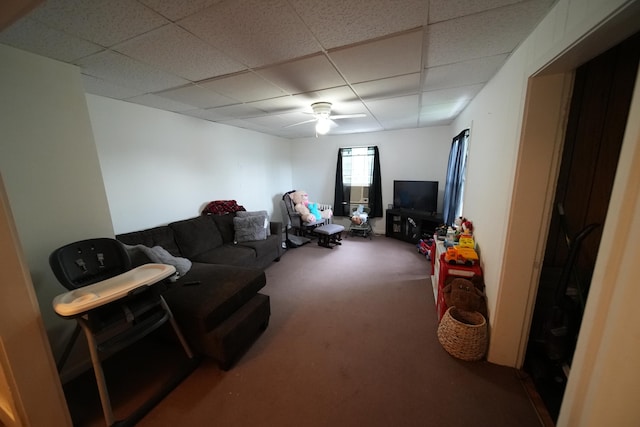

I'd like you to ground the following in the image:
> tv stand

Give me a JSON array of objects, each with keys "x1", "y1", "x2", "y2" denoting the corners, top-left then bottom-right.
[{"x1": 385, "y1": 209, "x2": 443, "y2": 244}]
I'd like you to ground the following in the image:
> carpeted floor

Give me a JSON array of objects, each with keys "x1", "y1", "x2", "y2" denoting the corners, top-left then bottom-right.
[{"x1": 64, "y1": 235, "x2": 546, "y2": 426}]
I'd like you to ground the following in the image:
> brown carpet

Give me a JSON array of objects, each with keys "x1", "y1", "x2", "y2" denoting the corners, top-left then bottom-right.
[{"x1": 64, "y1": 235, "x2": 544, "y2": 426}]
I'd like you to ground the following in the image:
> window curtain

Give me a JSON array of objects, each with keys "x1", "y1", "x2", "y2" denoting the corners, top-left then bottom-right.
[
  {"x1": 333, "y1": 149, "x2": 351, "y2": 217},
  {"x1": 442, "y1": 129, "x2": 470, "y2": 225},
  {"x1": 333, "y1": 146, "x2": 383, "y2": 218}
]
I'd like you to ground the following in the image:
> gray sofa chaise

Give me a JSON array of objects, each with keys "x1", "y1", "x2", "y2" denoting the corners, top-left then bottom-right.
[{"x1": 117, "y1": 213, "x2": 282, "y2": 369}]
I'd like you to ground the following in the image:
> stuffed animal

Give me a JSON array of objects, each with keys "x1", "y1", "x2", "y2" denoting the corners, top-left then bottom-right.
[
  {"x1": 443, "y1": 278, "x2": 487, "y2": 319},
  {"x1": 462, "y1": 218, "x2": 474, "y2": 234},
  {"x1": 290, "y1": 190, "x2": 316, "y2": 223},
  {"x1": 308, "y1": 203, "x2": 322, "y2": 221}
]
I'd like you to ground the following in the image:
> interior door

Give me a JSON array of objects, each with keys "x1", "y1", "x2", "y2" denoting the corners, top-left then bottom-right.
[{"x1": 524, "y1": 31, "x2": 640, "y2": 422}]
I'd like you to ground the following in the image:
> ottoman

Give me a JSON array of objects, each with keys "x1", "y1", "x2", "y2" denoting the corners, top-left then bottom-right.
[
  {"x1": 162, "y1": 263, "x2": 270, "y2": 370},
  {"x1": 314, "y1": 223, "x2": 345, "y2": 248}
]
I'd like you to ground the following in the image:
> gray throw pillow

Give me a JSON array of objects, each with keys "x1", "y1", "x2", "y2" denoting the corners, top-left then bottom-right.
[
  {"x1": 234, "y1": 215, "x2": 268, "y2": 242},
  {"x1": 123, "y1": 244, "x2": 192, "y2": 278},
  {"x1": 236, "y1": 210, "x2": 271, "y2": 236}
]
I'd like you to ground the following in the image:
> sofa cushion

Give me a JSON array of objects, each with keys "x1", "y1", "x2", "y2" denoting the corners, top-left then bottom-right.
[
  {"x1": 117, "y1": 226, "x2": 181, "y2": 257},
  {"x1": 165, "y1": 263, "x2": 266, "y2": 333},
  {"x1": 170, "y1": 216, "x2": 223, "y2": 258},
  {"x1": 211, "y1": 213, "x2": 236, "y2": 244},
  {"x1": 237, "y1": 235, "x2": 280, "y2": 260},
  {"x1": 191, "y1": 245, "x2": 257, "y2": 267},
  {"x1": 236, "y1": 210, "x2": 271, "y2": 236},
  {"x1": 233, "y1": 215, "x2": 268, "y2": 242}
]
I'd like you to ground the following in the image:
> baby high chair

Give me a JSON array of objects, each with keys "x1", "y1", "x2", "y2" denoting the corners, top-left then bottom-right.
[{"x1": 50, "y1": 238, "x2": 197, "y2": 427}]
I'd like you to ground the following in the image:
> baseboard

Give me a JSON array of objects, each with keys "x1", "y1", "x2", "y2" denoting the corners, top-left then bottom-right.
[{"x1": 517, "y1": 369, "x2": 556, "y2": 427}]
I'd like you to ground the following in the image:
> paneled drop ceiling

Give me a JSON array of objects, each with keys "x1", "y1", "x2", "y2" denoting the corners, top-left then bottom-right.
[{"x1": 0, "y1": 0, "x2": 557, "y2": 138}]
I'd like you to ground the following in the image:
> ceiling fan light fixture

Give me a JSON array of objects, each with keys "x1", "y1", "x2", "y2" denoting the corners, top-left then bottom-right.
[
  {"x1": 315, "y1": 117, "x2": 331, "y2": 135},
  {"x1": 311, "y1": 102, "x2": 332, "y2": 119}
]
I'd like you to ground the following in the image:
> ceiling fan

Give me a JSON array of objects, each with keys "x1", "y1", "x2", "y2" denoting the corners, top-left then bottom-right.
[{"x1": 285, "y1": 102, "x2": 366, "y2": 135}]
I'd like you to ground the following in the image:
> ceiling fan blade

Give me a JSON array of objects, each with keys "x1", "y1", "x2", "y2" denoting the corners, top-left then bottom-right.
[
  {"x1": 331, "y1": 113, "x2": 367, "y2": 120},
  {"x1": 283, "y1": 118, "x2": 317, "y2": 128}
]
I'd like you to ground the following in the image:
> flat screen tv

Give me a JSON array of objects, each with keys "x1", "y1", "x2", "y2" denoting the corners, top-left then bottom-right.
[{"x1": 393, "y1": 180, "x2": 438, "y2": 214}]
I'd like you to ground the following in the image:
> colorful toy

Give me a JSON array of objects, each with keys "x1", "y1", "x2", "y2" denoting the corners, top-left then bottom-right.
[
  {"x1": 417, "y1": 239, "x2": 430, "y2": 255},
  {"x1": 308, "y1": 202, "x2": 322, "y2": 221},
  {"x1": 458, "y1": 234, "x2": 475, "y2": 249},
  {"x1": 445, "y1": 246, "x2": 479, "y2": 266}
]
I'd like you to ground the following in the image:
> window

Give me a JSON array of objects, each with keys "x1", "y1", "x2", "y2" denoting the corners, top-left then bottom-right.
[
  {"x1": 342, "y1": 147, "x2": 374, "y2": 204},
  {"x1": 334, "y1": 146, "x2": 383, "y2": 218},
  {"x1": 442, "y1": 129, "x2": 470, "y2": 225}
]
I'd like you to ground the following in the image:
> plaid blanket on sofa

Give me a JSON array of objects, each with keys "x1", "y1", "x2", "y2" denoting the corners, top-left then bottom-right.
[{"x1": 202, "y1": 200, "x2": 246, "y2": 215}]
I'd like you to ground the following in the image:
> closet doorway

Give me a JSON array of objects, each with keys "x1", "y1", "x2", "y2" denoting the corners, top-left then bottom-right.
[{"x1": 523, "y1": 32, "x2": 640, "y2": 422}]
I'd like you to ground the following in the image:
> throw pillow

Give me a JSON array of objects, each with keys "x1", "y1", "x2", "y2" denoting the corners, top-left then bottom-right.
[
  {"x1": 236, "y1": 210, "x2": 271, "y2": 236},
  {"x1": 123, "y1": 244, "x2": 192, "y2": 278},
  {"x1": 233, "y1": 215, "x2": 268, "y2": 242}
]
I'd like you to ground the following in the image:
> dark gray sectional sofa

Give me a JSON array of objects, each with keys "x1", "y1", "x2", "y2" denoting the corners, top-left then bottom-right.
[{"x1": 117, "y1": 213, "x2": 282, "y2": 369}]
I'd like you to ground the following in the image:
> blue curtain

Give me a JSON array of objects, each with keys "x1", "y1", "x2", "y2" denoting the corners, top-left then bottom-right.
[{"x1": 442, "y1": 129, "x2": 470, "y2": 225}]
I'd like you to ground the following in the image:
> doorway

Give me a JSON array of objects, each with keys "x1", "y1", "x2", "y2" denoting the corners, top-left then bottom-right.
[{"x1": 523, "y1": 32, "x2": 640, "y2": 422}]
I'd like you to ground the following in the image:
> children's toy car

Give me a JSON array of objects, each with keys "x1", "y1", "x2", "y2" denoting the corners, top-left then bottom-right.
[
  {"x1": 417, "y1": 239, "x2": 431, "y2": 256},
  {"x1": 445, "y1": 246, "x2": 479, "y2": 266}
]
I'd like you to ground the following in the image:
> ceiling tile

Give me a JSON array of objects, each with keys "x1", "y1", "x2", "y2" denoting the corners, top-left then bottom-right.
[
  {"x1": 423, "y1": 54, "x2": 508, "y2": 91},
  {"x1": 428, "y1": 0, "x2": 523, "y2": 24},
  {"x1": 199, "y1": 71, "x2": 287, "y2": 103},
  {"x1": 254, "y1": 54, "x2": 346, "y2": 95},
  {"x1": 330, "y1": 30, "x2": 423, "y2": 84},
  {"x1": 289, "y1": 86, "x2": 361, "y2": 110},
  {"x1": 426, "y1": 1, "x2": 552, "y2": 67},
  {"x1": 353, "y1": 73, "x2": 422, "y2": 100},
  {"x1": 179, "y1": 0, "x2": 321, "y2": 68},
  {"x1": 219, "y1": 118, "x2": 279, "y2": 135},
  {"x1": 75, "y1": 50, "x2": 190, "y2": 93},
  {"x1": 0, "y1": 0, "x2": 558, "y2": 138},
  {"x1": 82, "y1": 74, "x2": 146, "y2": 99},
  {"x1": 365, "y1": 95, "x2": 420, "y2": 129},
  {"x1": 28, "y1": 0, "x2": 168, "y2": 46},
  {"x1": 277, "y1": 111, "x2": 320, "y2": 128},
  {"x1": 155, "y1": 84, "x2": 237, "y2": 109},
  {"x1": 139, "y1": 0, "x2": 223, "y2": 21},
  {"x1": 0, "y1": 18, "x2": 103, "y2": 62},
  {"x1": 125, "y1": 93, "x2": 195, "y2": 112},
  {"x1": 206, "y1": 103, "x2": 269, "y2": 119},
  {"x1": 421, "y1": 84, "x2": 483, "y2": 106},
  {"x1": 330, "y1": 116, "x2": 384, "y2": 135},
  {"x1": 114, "y1": 24, "x2": 245, "y2": 81},
  {"x1": 247, "y1": 96, "x2": 308, "y2": 115},
  {"x1": 182, "y1": 108, "x2": 228, "y2": 121},
  {"x1": 289, "y1": 0, "x2": 428, "y2": 49},
  {"x1": 419, "y1": 101, "x2": 469, "y2": 126},
  {"x1": 244, "y1": 113, "x2": 305, "y2": 129}
]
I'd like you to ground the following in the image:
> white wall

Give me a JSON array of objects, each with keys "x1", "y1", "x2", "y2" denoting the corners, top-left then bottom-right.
[
  {"x1": 453, "y1": 0, "x2": 640, "y2": 364},
  {"x1": 452, "y1": 0, "x2": 640, "y2": 424},
  {"x1": 0, "y1": 44, "x2": 114, "y2": 388},
  {"x1": 290, "y1": 127, "x2": 452, "y2": 233},
  {"x1": 1, "y1": 177, "x2": 72, "y2": 427},
  {"x1": 87, "y1": 95, "x2": 293, "y2": 234}
]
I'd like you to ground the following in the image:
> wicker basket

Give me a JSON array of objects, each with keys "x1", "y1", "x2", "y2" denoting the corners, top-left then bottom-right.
[{"x1": 437, "y1": 307, "x2": 488, "y2": 361}]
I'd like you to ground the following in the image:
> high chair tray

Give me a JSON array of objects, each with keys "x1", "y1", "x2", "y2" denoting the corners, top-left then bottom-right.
[{"x1": 53, "y1": 263, "x2": 176, "y2": 317}]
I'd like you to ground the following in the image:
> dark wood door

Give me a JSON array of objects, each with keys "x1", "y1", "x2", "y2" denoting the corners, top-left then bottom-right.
[{"x1": 525, "y1": 31, "x2": 640, "y2": 422}]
